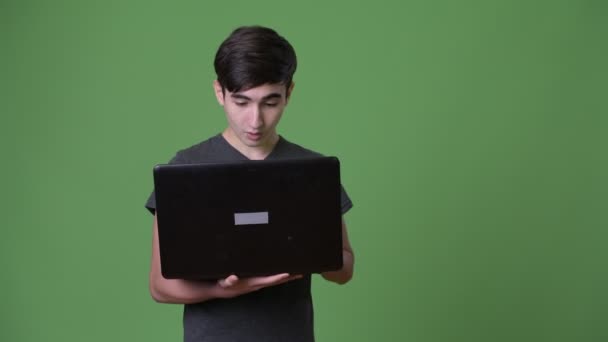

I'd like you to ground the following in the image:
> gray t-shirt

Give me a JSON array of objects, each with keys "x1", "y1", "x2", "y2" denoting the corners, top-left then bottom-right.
[{"x1": 145, "y1": 134, "x2": 353, "y2": 342}]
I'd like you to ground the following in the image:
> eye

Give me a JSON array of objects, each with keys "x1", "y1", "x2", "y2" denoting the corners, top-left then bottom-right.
[
  {"x1": 265, "y1": 102, "x2": 279, "y2": 107},
  {"x1": 234, "y1": 101, "x2": 248, "y2": 107}
]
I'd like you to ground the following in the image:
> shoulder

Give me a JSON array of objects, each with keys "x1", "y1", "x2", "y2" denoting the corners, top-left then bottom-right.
[
  {"x1": 276, "y1": 136, "x2": 324, "y2": 159},
  {"x1": 171, "y1": 135, "x2": 223, "y2": 164}
]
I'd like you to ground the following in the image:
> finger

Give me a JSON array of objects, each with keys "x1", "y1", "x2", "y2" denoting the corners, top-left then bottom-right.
[
  {"x1": 218, "y1": 274, "x2": 239, "y2": 288},
  {"x1": 250, "y1": 273, "x2": 304, "y2": 287},
  {"x1": 250, "y1": 274, "x2": 303, "y2": 292},
  {"x1": 276, "y1": 274, "x2": 304, "y2": 284},
  {"x1": 247, "y1": 273, "x2": 291, "y2": 286},
  {"x1": 226, "y1": 275, "x2": 239, "y2": 286}
]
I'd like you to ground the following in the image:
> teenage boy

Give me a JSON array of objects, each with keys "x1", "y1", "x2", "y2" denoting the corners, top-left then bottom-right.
[{"x1": 146, "y1": 26, "x2": 354, "y2": 342}]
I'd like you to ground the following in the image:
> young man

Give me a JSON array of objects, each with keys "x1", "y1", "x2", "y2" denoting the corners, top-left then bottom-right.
[{"x1": 145, "y1": 26, "x2": 354, "y2": 341}]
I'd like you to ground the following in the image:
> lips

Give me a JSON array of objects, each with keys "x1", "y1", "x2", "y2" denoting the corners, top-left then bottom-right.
[{"x1": 246, "y1": 132, "x2": 262, "y2": 141}]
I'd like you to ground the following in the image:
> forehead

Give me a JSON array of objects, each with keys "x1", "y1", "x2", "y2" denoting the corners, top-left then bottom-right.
[{"x1": 230, "y1": 83, "x2": 288, "y2": 98}]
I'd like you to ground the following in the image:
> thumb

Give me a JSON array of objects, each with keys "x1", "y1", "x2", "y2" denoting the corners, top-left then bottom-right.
[{"x1": 218, "y1": 275, "x2": 239, "y2": 288}]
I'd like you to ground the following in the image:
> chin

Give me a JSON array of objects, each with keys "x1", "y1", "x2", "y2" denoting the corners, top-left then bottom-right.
[
  {"x1": 239, "y1": 139, "x2": 260, "y2": 147},
  {"x1": 241, "y1": 136, "x2": 266, "y2": 147}
]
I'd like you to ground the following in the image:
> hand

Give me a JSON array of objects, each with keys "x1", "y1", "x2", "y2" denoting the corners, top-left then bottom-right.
[{"x1": 214, "y1": 273, "x2": 302, "y2": 299}]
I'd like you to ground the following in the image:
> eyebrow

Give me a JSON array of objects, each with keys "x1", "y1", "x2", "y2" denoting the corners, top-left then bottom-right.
[{"x1": 230, "y1": 93, "x2": 283, "y2": 101}]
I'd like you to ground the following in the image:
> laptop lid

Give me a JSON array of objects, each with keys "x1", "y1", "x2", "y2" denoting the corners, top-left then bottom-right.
[{"x1": 153, "y1": 156, "x2": 343, "y2": 279}]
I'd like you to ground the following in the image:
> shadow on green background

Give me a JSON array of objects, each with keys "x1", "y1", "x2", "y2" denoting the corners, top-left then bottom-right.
[{"x1": 2, "y1": 1, "x2": 607, "y2": 341}]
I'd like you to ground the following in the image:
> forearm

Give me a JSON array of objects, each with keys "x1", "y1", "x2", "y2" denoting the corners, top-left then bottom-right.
[
  {"x1": 321, "y1": 248, "x2": 354, "y2": 284},
  {"x1": 321, "y1": 220, "x2": 354, "y2": 284},
  {"x1": 149, "y1": 216, "x2": 219, "y2": 304},
  {"x1": 149, "y1": 215, "x2": 302, "y2": 303},
  {"x1": 149, "y1": 269, "x2": 219, "y2": 304}
]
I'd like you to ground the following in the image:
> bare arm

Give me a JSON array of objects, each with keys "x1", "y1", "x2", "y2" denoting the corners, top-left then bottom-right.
[
  {"x1": 149, "y1": 214, "x2": 301, "y2": 304},
  {"x1": 321, "y1": 220, "x2": 354, "y2": 284}
]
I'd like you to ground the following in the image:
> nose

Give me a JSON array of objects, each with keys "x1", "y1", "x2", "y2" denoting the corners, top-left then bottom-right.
[{"x1": 250, "y1": 105, "x2": 263, "y2": 129}]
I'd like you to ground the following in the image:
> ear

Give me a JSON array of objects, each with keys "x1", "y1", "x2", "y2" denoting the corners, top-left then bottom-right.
[
  {"x1": 213, "y1": 80, "x2": 225, "y2": 106},
  {"x1": 285, "y1": 82, "x2": 295, "y2": 104}
]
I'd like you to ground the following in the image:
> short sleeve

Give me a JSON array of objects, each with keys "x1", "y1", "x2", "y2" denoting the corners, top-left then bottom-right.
[
  {"x1": 340, "y1": 184, "x2": 353, "y2": 215},
  {"x1": 144, "y1": 152, "x2": 186, "y2": 215}
]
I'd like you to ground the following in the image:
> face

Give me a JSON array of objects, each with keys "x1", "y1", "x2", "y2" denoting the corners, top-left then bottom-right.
[{"x1": 214, "y1": 81, "x2": 293, "y2": 155}]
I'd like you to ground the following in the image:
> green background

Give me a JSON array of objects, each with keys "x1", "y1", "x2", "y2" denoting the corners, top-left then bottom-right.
[{"x1": 2, "y1": 0, "x2": 607, "y2": 341}]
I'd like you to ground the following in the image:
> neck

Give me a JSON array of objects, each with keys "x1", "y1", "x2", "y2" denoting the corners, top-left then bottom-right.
[{"x1": 222, "y1": 129, "x2": 279, "y2": 160}]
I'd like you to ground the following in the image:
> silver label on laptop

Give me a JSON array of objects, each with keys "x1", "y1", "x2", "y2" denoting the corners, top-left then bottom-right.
[{"x1": 234, "y1": 212, "x2": 269, "y2": 225}]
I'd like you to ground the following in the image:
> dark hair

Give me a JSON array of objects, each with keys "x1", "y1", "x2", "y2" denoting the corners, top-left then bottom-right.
[{"x1": 214, "y1": 26, "x2": 297, "y2": 93}]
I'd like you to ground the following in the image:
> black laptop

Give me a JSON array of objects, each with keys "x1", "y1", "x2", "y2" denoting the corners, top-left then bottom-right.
[{"x1": 153, "y1": 156, "x2": 343, "y2": 279}]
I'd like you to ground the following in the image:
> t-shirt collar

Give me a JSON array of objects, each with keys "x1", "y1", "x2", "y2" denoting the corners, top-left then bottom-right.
[{"x1": 216, "y1": 133, "x2": 284, "y2": 161}]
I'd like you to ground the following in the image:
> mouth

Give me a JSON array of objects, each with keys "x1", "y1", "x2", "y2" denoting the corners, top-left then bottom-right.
[{"x1": 246, "y1": 132, "x2": 263, "y2": 141}]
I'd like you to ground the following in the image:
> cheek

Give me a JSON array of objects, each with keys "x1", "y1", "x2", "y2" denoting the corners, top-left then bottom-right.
[
  {"x1": 270, "y1": 112, "x2": 284, "y2": 125},
  {"x1": 229, "y1": 115, "x2": 244, "y2": 128},
  {"x1": 226, "y1": 108, "x2": 244, "y2": 125}
]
